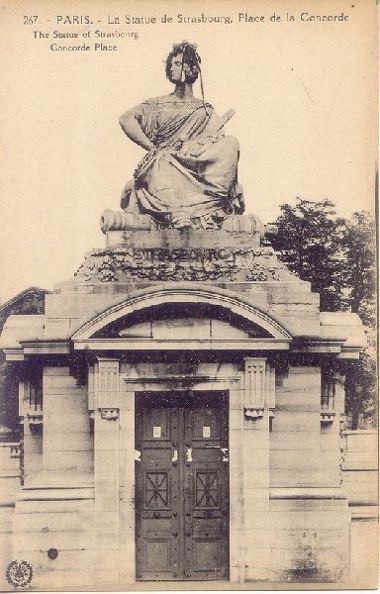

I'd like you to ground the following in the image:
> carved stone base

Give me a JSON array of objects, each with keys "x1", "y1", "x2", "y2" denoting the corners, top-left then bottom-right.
[{"x1": 75, "y1": 217, "x2": 292, "y2": 284}]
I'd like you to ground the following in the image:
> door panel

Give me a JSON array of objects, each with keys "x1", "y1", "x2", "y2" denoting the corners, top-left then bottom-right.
[
  {"x1": 136, "y1": 404, "x2": 179, "y2": 580},
  {"x1": 184, "y1": 405, "x2": 229, "y2": 580},
  {"x1": 135, "y1": 391, "x2": 229, "y2": 581}
]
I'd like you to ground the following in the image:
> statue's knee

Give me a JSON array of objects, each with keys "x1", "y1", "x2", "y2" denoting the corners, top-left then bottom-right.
[{"x1": 224, "y1": 135, "x2": 240, "y2": 155}]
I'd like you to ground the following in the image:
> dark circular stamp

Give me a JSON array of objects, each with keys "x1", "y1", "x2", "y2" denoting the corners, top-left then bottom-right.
[{"x1": 6, "y1": 560, "x2": 33, "y2": 587}]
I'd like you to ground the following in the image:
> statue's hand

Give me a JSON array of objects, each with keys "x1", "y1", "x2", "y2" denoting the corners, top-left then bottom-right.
[
  {"x1": 189, "y1": 135, "x2": 219, "y2": 157},
  {"x1": 120, "y1": 179, "x2": 135, "y2": 210}
]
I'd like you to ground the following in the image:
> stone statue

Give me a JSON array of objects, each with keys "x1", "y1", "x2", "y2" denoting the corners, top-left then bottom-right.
[{"x1": 118, "y1": 42, "x2": 244, "y2": 230}]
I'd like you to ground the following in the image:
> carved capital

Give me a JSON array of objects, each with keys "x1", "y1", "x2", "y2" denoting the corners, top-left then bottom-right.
[
  {"x1": 244, "y1": 407, "x2": 264, "y2": 420},
  {"x1": 244, "y1": 358, "x2": 275, "y2": 421},
  {"x1": 320, "y1": 410, "x2": 336, "y2": 424},
  {"x1": 99, "y1": 408, "x2": 119, "y2": 421},
  {"x1": 94, "y1": 358, "x2": 120, "y2": 409},
  {"x1": 8, "y1": 443, "x2": 21, "y2": 458},
  {"x1": 27, "y1": 413, "x2": 43, "y2": 427},
  {"x1": 321, "y1": 370, "x2": 345, "y2": 424},
  {"x1": 88, "y1": 366, "x2": 95, "y2": 411},
  {"x1": 19, "y1": 380, "x2": 43, "y2": 421},
  {"x1": 244, "y1": 357, "x2": 266, "y2": 411}
]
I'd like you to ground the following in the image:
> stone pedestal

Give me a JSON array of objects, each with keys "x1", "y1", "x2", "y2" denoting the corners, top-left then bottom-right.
[{"x1": 0, "y1": 215, "x2": 367, "y2": 588}]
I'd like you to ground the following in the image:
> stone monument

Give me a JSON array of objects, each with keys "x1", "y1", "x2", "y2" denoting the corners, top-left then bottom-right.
[{"x1": 0, "y1": 42, "x2": 372, "y2": 590}]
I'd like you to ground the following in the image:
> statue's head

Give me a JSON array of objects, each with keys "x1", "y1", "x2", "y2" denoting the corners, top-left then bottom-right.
[{"x1": 165, "y1": 42, "x2": 200, "y2": 84}]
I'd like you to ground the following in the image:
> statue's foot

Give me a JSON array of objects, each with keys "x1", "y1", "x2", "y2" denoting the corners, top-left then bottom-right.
[{"x1": 171, "y1": 210, "x2": 192, "y2": 229}]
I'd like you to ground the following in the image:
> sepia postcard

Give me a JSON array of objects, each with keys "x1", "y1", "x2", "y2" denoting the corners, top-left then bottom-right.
[{"x1": 0, "y1": 0, "x2": 378, "y2": 591}]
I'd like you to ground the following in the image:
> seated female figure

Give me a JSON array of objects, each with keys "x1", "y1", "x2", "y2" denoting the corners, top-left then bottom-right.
[{"x1": 119, "y1": 42, "x2": 244, "y2": 230}]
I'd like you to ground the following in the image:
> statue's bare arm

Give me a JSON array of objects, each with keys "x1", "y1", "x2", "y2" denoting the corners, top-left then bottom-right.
[{"x1": 119, "y1": 109, "x2": 155, "y2": 152}]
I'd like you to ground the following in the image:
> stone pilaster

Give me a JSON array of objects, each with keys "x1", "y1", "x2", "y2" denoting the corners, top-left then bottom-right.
[
  {"x1": 229, "y1": 382, "x2": 246, "y2": 583},
  {"x1": 93, "y1": 358, "x2": 121, "y2": 584},
  {"x1": 18, "y1": 380, "x2": 42, "y2": 485},
  {"x1": 321, "y1": 370, "x2": 345, "y2": 424},
  {"x1": 321, "y1": 371, "x2": 346, "y2": 487},
  {"x1": 119, "y1": 388, "x2": 136, "y2": 584},
  {"x1": 243, "y1": 358, "x2": 271, "y2": 581},
  {"x1": 244, "y1": 357, "x2": 266, "y2": 418},
  {"x1": 94, "y1": 358, "x2": 120, "y2": 418}
]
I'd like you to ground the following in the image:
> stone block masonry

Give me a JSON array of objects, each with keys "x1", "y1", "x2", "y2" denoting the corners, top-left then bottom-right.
[{"x1": 0, "y1": 215, "x2": 370, "y2": 588}]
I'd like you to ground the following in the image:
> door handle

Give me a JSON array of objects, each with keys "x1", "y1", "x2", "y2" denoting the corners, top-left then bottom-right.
[
  {"x1": 186, "y1": 447, "x2": 193, "y2": 463},
  {"x1": 221, "y1": 447, "x2": 229, "y2": 462}
]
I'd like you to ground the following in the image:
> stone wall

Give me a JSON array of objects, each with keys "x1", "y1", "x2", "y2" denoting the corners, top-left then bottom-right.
[
  {"x1": 0, "y1": 368, "x2": 377, "y2": 588},
  {"x1": 268, "y1": 366, "x2": 349, "y2": 583},
  {"x1": 8, "y1": 367, "x2": 96, "y2": 590},
  {"x1": 342, "y1": 430, "x2": 378, "y2": 588},
  {"x1": 0, "y1": 220, "x2": 371, "y2": 588},
  {"x1": 0, "y1": 442, "x2": 20, "y2": 589}
]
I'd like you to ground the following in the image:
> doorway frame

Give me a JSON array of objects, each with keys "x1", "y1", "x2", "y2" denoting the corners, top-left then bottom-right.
[
  {"x1": 134, "y1": 389, "x2": 230, "y2": 581},
  {"x1": 118, "y1": 368, "x2": 244, "y2": 584}
]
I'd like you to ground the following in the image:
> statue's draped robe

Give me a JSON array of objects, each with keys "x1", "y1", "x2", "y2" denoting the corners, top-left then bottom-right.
[{"x1": 125, "y1": 97, "x2": 242, "y2": 228}]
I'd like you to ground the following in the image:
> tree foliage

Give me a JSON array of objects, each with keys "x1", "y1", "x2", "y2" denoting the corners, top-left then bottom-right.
[
  {"x1": 270, "y1": 199, "x2": 348, "y2": 311},
  {"x1": 0, "y1": 289, "x2": 46, "y2": 439},
  {"x1": 272, "y1": 198, "x2": 377, "y2": 428},
  {"x1": 344, "y1": 339, "x2": 377, "y2": 429},
  {"x1": 341, "y1": 211, "x2": 377, "y2": 428},
  {"x1": 0, "y1": 362, "x2": 19, "y2": 439},
  {"x1": 340, "y1": 211, "x2": 377, "y2": 327}
]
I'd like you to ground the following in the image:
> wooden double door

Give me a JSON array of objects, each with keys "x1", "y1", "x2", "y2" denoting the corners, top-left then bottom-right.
[{"x1": 135, "y1": 391, "x2": 229, "y2": 581}]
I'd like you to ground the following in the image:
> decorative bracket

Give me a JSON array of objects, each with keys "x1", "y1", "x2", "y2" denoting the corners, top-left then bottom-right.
[
  {"x1": 19, "y1": 380, "x2": 43, "y2": 428},
  {"x1": 3, "y1": 443, "x2": 21, "y2": 459},
  {"x1": 243, "y1": 358, "x2": 275, "y2": 421},
  {"x1": 93, "y1": 358, "x2": 120, "y2": 410},
  {"x1": 320, "y1": 410, "x2": 336, "y2": 424},
  {"x1": 321, "y1": 371, "x2": 345, "y2": 425},
  {"x1": 244, "y1": 407, "x2": 264, "y2": 420},
  {"x1": 27, "y1": 413, "x2": 43, "y2": 428},
  {"x1": 99, "y1": 407, "x2": 119, "y2": 421}
]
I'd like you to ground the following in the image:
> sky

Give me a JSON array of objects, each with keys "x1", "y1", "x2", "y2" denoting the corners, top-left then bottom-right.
[{"x1": 0, "y1": 0, "x2": 377, "y2": 303}]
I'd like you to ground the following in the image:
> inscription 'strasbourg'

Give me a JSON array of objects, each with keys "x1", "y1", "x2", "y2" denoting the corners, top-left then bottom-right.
[{"x1": 75, "y1": 246, "x2": 286, "y2": 283}]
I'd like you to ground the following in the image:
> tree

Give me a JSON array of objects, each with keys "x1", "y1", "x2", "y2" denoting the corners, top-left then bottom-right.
[
  {"x1": 341, "y1": 211, "x2": 377, "y2": 428},
  {"x1": 0, "y1": 288, "x2": 48, "y2": 440},
  {"x1": 341, "y1": 211, "x2": 376, "y2": 327},
  {"x1": 272, "y1": 199, "x2": 377, "y2": 428},
  {"x1": 344, "y1": 337, "x2": 377, "y2": 430},
  {"x1": 270, "y1": 198, "x2": 347, "y2": 311},
  {"x1": 0, "y1": 362, "x2": 20, "y2": 439}
]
